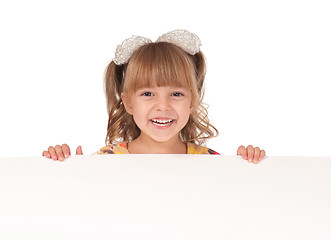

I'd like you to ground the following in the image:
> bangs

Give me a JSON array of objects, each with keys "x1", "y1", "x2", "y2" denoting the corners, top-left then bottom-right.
[{"x1": 123, "y1": 42, "x2": 197, "y2": 95}]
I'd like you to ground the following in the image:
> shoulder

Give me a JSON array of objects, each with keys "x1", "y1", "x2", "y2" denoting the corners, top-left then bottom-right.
[
  {"x1": 186, "y1": 142, "x2": 220, "y2": 155},
  {"x1": 97, "y1": 142, "x2": 130, "y2": 154}
]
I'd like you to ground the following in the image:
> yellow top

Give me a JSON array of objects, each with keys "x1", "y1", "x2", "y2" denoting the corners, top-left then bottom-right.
[{"x1": 97, "y1": 142, "x2": 219, "y2": 155}]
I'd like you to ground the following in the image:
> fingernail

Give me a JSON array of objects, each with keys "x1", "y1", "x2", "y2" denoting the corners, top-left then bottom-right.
[
  {"x1": 248, "y1": 158, "x2": 252, "y2": 163},
  {"x1": 65, "y1": 154, "x2": 69, "y2": 158}
]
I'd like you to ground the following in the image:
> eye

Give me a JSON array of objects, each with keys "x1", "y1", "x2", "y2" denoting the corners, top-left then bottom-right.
[
  {"x1": 171, "y1": 92, "x2": 184, "y2": 97},
  {"x1": 141, "y1": 92, "x2": 154, "y2": 97}
]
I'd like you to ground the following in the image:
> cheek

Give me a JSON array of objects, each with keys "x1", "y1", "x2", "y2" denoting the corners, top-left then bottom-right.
[
  {"x1": 177, "y1": 102, "x2": 192, "y2": 119},
  {"x1": 131, "y1": 102, "x2": 150, "y2": 118}
]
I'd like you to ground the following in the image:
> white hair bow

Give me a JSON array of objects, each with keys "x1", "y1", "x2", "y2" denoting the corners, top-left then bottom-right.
[{"x1": 113, "y1": 29, "x2": 202, "y2": 65}]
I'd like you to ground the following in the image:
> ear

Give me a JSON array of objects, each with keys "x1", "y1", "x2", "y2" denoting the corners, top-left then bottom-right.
[
  {"x1": 121, "y1": 92, "x2": 133, "y2": 115},
  {"x1": 189, "y1": 99, "x2": 196, "y2": 114}
]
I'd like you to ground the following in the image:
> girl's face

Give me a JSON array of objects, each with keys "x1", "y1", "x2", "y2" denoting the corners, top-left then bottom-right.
[{"x1": 122, "y1": 86, "x2": 193, "y2": 143}]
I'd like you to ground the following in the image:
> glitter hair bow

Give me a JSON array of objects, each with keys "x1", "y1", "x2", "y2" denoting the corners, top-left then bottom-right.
[{"x1": 113, "y1": 29, "x2": 202, "y2": 65}]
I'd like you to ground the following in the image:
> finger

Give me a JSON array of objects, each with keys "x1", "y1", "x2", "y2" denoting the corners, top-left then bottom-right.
[
  {"x1": 61, "y1": 144, "x2": 71, "y2": 158},
  {"x1": 237, "y1": 145, "x2": 247, "y2": 160},
  {"x1": 247, "y1": 145, "x2": 255, "y2": 163},
  {"x1": 42, "y1": 151, "x2": 51, "y2": 158},
  {"x1": 253, "y1": 147, "x2": 260, "y2": 164},
  {"x1": 48, "y1": 146, "x2": 57, "y2": 160},
  {"x1": 76, "y1": 146, "x2": 83, "y2": 155},
  {"x1": 259, "y1": 150, "x2": 266, "y2": 160},
  {"x1": 55, "y1": 145, "x2": 65, "y2": 161}
]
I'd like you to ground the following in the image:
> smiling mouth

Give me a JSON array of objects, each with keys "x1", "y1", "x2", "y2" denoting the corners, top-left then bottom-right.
[{"x1": 150, "y1": 118, "x2": 174, "y2": 127}]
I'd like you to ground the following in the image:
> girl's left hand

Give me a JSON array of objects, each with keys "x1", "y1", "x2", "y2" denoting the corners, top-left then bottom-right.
[{"x1": 237, "y1": 145, "x2": 266, "y2": 164}]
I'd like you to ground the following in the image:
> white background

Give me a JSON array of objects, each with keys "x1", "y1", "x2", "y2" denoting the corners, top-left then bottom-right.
[
  {"x1": 0, "y1": 0, "x2": 330, "y2": 158},
  {"x1": 1, "y1": 155, "x2": 331, "y2": 239}
]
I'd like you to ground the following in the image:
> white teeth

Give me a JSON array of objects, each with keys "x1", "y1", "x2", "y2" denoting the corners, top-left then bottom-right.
[
  {"x1": 151, "y1": 119, "x2": 174, "y2": 126},
  {"x1": 153, "y1": 122, "x2": 172, "y2": 127},
  {"x1": 151, "y1": 119, "x2": 173, "y2": 124}
]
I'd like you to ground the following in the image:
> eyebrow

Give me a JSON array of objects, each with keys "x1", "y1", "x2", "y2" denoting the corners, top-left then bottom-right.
[
  {"x1": 137, "y1": 86, "x2": 188, "y2": 90},
  {"x1": 171, "y1": 87, "x2": 189, "y2": 92}
]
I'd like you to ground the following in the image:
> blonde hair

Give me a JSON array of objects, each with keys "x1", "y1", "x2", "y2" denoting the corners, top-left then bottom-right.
[{"x1": 104, "y1": 42, "x2": 218, "y2": 146}]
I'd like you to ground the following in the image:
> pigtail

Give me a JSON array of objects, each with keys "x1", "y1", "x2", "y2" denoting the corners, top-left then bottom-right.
[
  {"x1": 104, "y1": 61, "x2": 140, "y2": 145},
  {"x1": 191, "y1": 51, "x2": 206, "y2": 94}
]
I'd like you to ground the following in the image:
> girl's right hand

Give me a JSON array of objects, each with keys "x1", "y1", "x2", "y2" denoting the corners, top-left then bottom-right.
[{"x1": 42, "y1": 144, "x2": 83, "y2": 161}]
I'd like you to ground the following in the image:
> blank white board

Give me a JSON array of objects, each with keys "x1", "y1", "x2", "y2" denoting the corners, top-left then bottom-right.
[{"x1": 1, "y1": 155, "x2": 330, "y2": 240}]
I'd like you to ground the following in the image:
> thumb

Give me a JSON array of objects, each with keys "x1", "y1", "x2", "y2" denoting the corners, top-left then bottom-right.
[{"x1": 76, "y1": 146, "x2": 83, "y2": 155}]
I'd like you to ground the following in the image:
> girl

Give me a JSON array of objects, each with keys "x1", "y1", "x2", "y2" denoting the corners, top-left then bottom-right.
[{"x1": 42, "y1": 30, "x2": 266, "y2": 164}]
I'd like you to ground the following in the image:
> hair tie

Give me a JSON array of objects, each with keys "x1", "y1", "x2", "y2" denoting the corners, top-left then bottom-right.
[{"x1": 113, "y1": 29, "x2": 202, "y2": 65}]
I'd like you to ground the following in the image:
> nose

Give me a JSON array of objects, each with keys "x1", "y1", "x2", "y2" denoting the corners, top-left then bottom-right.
[{"x1": 155, "y1": 96, "x2": 170, "y2": 111}]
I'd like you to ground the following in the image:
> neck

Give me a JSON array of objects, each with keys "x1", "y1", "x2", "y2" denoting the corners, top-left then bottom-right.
[{"x1": 128, "y1": 134, "x2": 187, "y2": 154}]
